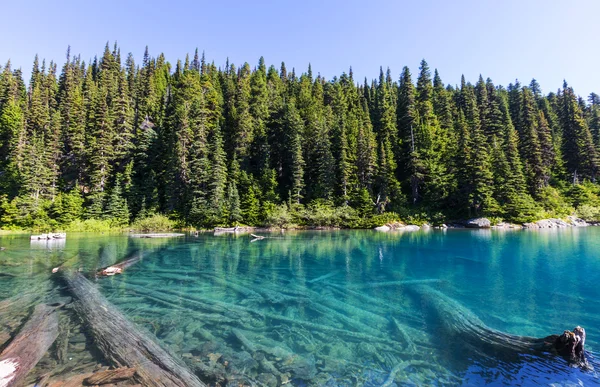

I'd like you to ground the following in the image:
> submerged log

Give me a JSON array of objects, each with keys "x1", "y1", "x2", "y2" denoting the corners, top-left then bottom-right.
[
  {"x1": 59, "y1": 271, "x2": 206, "y2": 387},
  {"x1": 0, "y1": 304, "x2": 59, "y2": 387},
  {"x1": 83, "y1": 366, "x2": 136, "y2": 385},
  {"x1": 97, "y1": 251, "x2": 143, "y2": 276},
  {"x1": 410, "y1": 285, "x2": 591, "y2": 369}
]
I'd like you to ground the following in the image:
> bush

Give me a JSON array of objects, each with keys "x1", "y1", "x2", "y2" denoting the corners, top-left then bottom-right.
[
  {"x1": 131, "y1": 214, "x2": 176, "y2": 232},
  {"x1": 576, "y1": 205, "x2": 600, "y2": 222},
  {"x1": 365, "y1": 212, "x2": 403, "y2": 228},
  {"x1": 299, "y1": 200, "x2": 359, "y2": 228},
  {"x1": 537, "y1": 186, "x2": 573, "y2": 218},
  {"x1": 569, "y1": 181, "x2": 600, "y2": 208},
  {"x1": 263, "y1": 202, "x2": 294, "y2": 228},
  {"x1": 64, "y1": 218, "x2": 115, "y2": 232}
]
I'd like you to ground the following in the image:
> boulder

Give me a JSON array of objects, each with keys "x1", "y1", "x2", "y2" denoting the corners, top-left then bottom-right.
[
  {"x1": 402, "y1": 225, "x2": 420, "y2": 231},
  {"x1": 374, "y1": 225, "x2": 390, "y2": 232},
  {"x1": 567, "y1": 216, "x2": 589, "y2": 227},
  {"x1": 465, "y1": 218, "x2": 491, "y2": 228}
]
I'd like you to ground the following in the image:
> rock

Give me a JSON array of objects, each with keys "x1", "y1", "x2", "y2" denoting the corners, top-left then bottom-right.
[
  {"x1": 374, "y1": 225, "x2": 390, "y2": 232},
  {"x1": 567, "y1": 216, "x2": 589, "y2": 227},
  {"x1": 440, "y1": 224, "x2": 448, "y2": 229},
  {"x1": 402, "y1": 225, "x2": 420, "y2": 231},
  {"x1": 257, "y1": 373, "x2": 278, "y2": 387},
  {"x1": 491, "y1": 222, "x2": 523, "y2": 230},
  {"x1": 465, "y1": 218, "x2": 491, "y2": 228}
]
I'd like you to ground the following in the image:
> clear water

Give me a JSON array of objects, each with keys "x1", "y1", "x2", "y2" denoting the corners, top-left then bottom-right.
[{"x1": 1, "y1": 229, "x2": 599, "y2": 386}]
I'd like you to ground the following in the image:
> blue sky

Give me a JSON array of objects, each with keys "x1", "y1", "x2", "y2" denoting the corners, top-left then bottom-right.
[{"x1": 1, "y1": 0, "x2": 598, "y2": 97}]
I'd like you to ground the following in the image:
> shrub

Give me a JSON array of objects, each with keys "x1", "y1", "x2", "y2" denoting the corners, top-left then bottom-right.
[
  {"x1": 576, "y1": 205, "x2": 600, "y2": 222},
  {"x1": 64, "y1": 218, "x2": 115, "y2": 232},
  {"x1": 537, "y1": 186, "x2": 573, "y2": 218},
  {"x1": 263, "y1": 202, "x2": 294, "y2": 228},
  {"x1": 131, "y1": 214, "x2": 176, "y2": 232}
]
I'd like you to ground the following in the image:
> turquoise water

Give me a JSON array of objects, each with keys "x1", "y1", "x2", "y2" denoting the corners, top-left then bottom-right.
[{"x1": 1, "y1": 229, "x2": 599, "y2": 386}]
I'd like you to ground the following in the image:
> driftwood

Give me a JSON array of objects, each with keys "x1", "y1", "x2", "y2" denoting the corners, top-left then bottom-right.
[
  {"x1": 97, "y1": 251, "x2": 143, "y2": 276},
  {"x1": 410, "y1": 285, "x2": 591, "y2": 369},
  {"x1": 0, "y1": 304, "x2": 59, "y2": 387},
  {"x1": 249, "y1": 234, "x2": 264, "y2": 242},
  {"x1": 59, "y1": 271, "x2": 206, "y2": 387},
  {"x1": 129, "y1": 233, "x2": 184, "y2": 238}
]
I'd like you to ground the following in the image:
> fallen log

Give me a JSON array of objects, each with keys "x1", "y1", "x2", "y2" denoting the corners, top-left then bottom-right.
[
  {"x1": 249, "y1": 234, "x2": 265, "y2": 243},
  {"x1": 129, "y1": 233, "x2": 184, "y2": 238},
  {"x1": 307, "y1": 270, "x2": 340, "y2": 284},
  {"x1": 0, "y1": 304, "x2": 59, "y2": 387},
  {"x1": 59, "y1": 271, "x2": 206, "y2": 387},
  {"x1": 410, "y1": 285, "x2": 591, "y2": 369},
  {"x1": 97, "y1": 251, "x2": 143, "y2": 276},
  {"x1": 83, "y1": 366, "x2": 136, "y2": 385}
]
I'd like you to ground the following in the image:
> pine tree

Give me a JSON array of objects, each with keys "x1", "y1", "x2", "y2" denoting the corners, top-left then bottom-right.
[
  {"x1": 105, "y1": 180, "x2": 129, "y2": 225},
  {"x1": 519, "y1": 87, "x2": 545, "y2": 195},
  {"x1": 560, "y1": 82, "x2": 600, "y2": 182},
  {"x1": 373, "y1": 68, "x2": 401, "y2": 209}
]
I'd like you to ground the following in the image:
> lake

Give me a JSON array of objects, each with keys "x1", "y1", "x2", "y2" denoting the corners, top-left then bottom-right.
[{"x1": 1, "y1": 228, "x2": 599, "y2": 386}]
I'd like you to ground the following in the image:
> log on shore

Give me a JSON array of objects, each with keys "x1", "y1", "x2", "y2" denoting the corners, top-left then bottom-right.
[
  {"x1": 129, "y1": 233, "x2": 184, "y2": 238},
  {"x1": 60, "y1": 271, "x2": 206, "y2": 387},
  {"x1": 0, "y1": 304, "x2": 59, "y2": 387}
]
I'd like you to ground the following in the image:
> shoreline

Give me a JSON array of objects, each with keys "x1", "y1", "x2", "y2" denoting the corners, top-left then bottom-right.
[{"x1": 1, "y1": 216, "x2": 598, "y2": 235}]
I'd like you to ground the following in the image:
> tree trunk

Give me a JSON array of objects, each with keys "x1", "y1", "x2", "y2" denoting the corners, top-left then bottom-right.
[
  {"x1": 0, "y1": 304, "x2": 59, "y2": 387},
  {"x1": 60, "y1": 271, "x2": 206, "y2": 387}
]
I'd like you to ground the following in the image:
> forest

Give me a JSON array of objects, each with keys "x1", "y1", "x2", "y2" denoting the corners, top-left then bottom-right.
[{"x1": 1, "y1": 43, "x2": 600, "y2": 231}]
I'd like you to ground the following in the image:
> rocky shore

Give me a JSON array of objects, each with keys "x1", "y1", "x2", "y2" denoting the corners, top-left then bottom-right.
[{"x1": 375, "y1": 216, "x2": 596, "y2": 231}]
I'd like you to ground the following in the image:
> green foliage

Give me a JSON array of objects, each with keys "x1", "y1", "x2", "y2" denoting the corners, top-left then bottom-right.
[
  {"x1": 49, "y1": 189, "x2": 84, "y2": 224},
  {"x1": 64, "y1": 218, "x2": 115, "y2": 232},
  {"x1": 262, "y1": 202, "x2": 294, "y2": 228},
  {"x1": 131, "y1": 213, "x2": 176, "y2": 231},
  {"x1": 1, "y1": 47, "x2": 599, "y2": 230},
  {"x1": 576, "y1": 204, "x2": 600, "y2": 222},
  {"x1": 537, "y1": 186, "x2": 574, "y2": 217},
  {"x1": 296, "y1": 200, "x2": 358, "y2": 228},
  {"x1": 104, "y1": 182, "x2": 130, "y2": 226}
]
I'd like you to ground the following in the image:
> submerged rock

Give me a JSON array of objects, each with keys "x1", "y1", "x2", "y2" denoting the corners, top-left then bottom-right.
[{"x1": 465, "y1": 217, "x2": 491, "y2": 228}]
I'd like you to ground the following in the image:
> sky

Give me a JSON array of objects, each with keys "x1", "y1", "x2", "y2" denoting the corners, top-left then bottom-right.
[{"x1": 1, "y1": 0, "x2": 598, "y2": 97}]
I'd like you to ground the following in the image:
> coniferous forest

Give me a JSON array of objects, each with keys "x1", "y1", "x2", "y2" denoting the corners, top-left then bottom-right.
[{"x1": 1, "y1": 43, "x2": 600, "y2": 230}]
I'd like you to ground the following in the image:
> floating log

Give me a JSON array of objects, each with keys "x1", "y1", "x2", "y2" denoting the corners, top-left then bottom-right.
[
  {"x1": 97, "y1": 251, "x2": 143, "y2": 276},
  {"x1": 410, "y1": 285, "x2": 591, "y2": 369},
  {"x1": 0, "y1": 304, "x2": 59, "y2": 387},
  {"x1": 250, "y1": 234, "x2": 265, "y2": 243},
  {"x1": 214, "y1": 226, "x2": 250, "y2": 233},
  {"x1": 59, "y1": 271, "x2": 206, "y2": 387},
  {"x1": 129, "y1": 233, "x2": 184, "y2": 238},
  {"x1": 30, "y1": 232, "x2": 66, "y2": 241}
]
